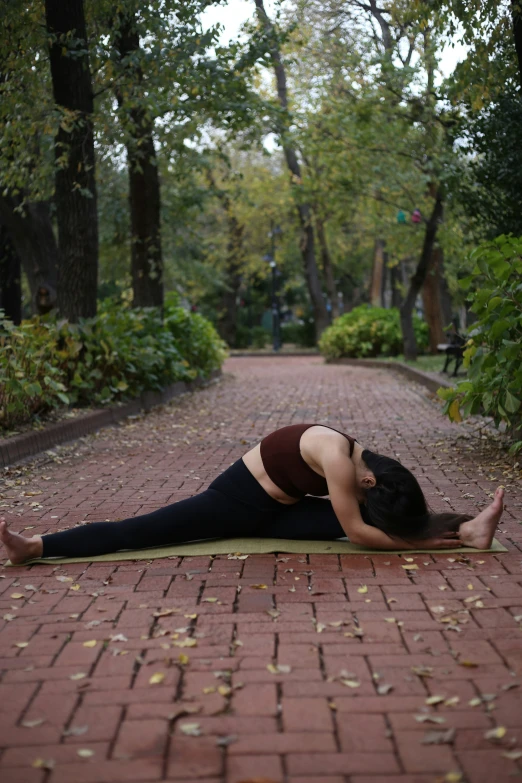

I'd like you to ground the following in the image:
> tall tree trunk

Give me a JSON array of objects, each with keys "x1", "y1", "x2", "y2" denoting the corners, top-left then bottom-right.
[
  {"x1": 390, "y1": 262, "x2": 402, "y2": 308},
  {"x1": 316, "y1": 217, "x2": 339, "y2": 319},
  {"x1": 512, "y1": 0, "x2": 522, "y2": 90},
  {"x1": 0, "y1": 223, "x2": 22, "y2": 324},
  {"x1": 205, "y1": 170, "x2": 244, "y2": 346},
  {"x1": 0, "y1": 196, "x2": 58, "y2": 314},
  {"x1": 370, "y1": 239, "x2": 386, "y2": 306},
  {"x1": 45, "y1": 0, "x2": 98, "y2": 322},
  {"x1": 254, "y1": 0, "x2": 329, "y2": 340},
  {"x1": 400, "y1": 190, "x2": 444, "y2": 360},
  {"x1": 113, "y1": 13, "x2": 163, "y2": 310},
  {"x1": 422, "y1": 246, "x2": 446, "y2": 354}
]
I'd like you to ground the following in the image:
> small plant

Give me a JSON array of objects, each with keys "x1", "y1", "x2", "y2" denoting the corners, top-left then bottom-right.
[
  {"x1": 438, "y1": 235, "x2": 522, "y2": 452},
  {"x1": 318, "y1": 305, "x2": 429, "y2": 360},
  {"x1": 0, "y1": 299, "x2": 227, "y2": 431}
]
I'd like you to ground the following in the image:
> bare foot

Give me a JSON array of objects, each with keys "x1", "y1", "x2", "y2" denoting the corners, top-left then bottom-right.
[
  {"x1": 459, "y1": 487, "x2": 504, "y2": 550},
  {"x1": 0, "y1": 516, "x2": 43, "y2": 564}
]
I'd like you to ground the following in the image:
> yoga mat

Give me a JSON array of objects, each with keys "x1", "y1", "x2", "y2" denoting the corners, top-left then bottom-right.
[{"x1": 7, "y1": 536, "x2": 507, "y2": 565}]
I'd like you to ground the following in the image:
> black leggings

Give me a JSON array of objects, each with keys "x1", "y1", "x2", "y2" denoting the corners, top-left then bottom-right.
[{"x1": 41, "y1": 459, "x2": 346, "y2": 558}]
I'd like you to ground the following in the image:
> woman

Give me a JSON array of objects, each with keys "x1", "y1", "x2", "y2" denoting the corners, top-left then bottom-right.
[{"x1": 0, "y1": 423, "x2": 503, "y2": 564}]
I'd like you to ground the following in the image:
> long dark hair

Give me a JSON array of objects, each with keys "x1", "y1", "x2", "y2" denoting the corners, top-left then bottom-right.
[{"x1": 361, "y1": 450, "x2": 472, "y2": 541}]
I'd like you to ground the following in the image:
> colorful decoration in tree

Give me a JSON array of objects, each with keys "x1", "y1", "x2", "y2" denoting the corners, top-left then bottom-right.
[
  {"x1": 397, "y1": 210, "x2": 406, "y2": 224},
  {"x1": 411, "y1": 209, "x2": 422, "y2": 223}
]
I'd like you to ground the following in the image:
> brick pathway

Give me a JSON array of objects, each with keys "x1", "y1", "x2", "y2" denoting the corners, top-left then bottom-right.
[{"x1": 1, "y1": 357, "x2": 522, "y2": 783}]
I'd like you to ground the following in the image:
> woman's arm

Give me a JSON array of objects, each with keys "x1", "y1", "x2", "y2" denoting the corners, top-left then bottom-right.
[{"x1": 323, "y1": 452, "x2": 461, "y2": 550}]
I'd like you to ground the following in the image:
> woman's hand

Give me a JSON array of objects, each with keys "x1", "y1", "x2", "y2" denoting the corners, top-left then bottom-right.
[{"x1": 414, "y1": 531, "x2": 462, "y2": 549}]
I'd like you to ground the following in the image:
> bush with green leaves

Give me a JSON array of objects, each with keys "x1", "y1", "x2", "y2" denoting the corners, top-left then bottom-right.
[
  {"x1": 0, "y1": 300, "x2": 227, "y2": 431},
  {"x1": 318, "y1": 305, "x2": 429, "y2": 360},
  {"x1": 438, "y1": 235, "x2": 522, "y2": 451}
]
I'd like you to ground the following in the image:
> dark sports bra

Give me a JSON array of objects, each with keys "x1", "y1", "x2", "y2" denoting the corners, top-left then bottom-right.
[{"x1": 259, "y1": 423, "x2": 356, "y2": 499}]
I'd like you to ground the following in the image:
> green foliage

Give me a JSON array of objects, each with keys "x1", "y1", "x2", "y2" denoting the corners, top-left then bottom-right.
[
  {"x1": 281, "y1": 319, "x2": 316, "y2": 347},
  {"x1": 0, "y1": 301, "x2": 226, "y2": 431},
  {"x1": 250, "y1": 326, "x2": 271, "y2": 349},
  {"x1": 438, "y1": 235, "x2": 522, "y2": 450},
  {"x1": 318, "y1": 305, "x2": 429, "y2": 360}
]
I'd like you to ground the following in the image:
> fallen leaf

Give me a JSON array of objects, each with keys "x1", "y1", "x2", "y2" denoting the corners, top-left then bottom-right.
[
  {"x1": 202, "y1": 686, "x2": 216, "y2": 694},
  {"x1": 109, "y1": 634, "x2": 128, "y2": 643},
  {"x1": 77, "y1": 749, "x2": 95, "y2": 758},
  {"x1": 341, "y1": 679, "x2": 360, "y2": 688},
  {"x1": 202, "y1": 597, "x2": 218, "y2": 603},
  {"x1": 412, "y1": 666, "x2": 434, "y2": 678},
  {"x1": 14, "y1": 642, "x2": 29, "y2": 648},
  {"x1": 172, "y1": 638, "x2": 197, "y2": 648},
  {"x1": 70, "y1": 673, "x2": 87, "y2": 681},
  {"x1": 56, "y1": 576, "x2": 73, "y2": 583},
  {"x1": 422, "y1": 728, "x2": 456, "y2": 745},
  {"x1": 459, "y1": 660, "x2": 479, "y2": 668},
  {"x1": 70, "y1": 584, "x2": 81, "y2": 591},
  {"x1": 266, "y1": 609, "x2": 280, "y2": 619},
  {"x1": 184, "y1": 614, "x2": 198, "y2": 619},
  {"x1": 484, "y1": 726, "x2": 507, "y2": 741},
  {"x1": 267, "y1": 664, "x2": 292, "y2": 674},
  {"x1": 178, "y1": 653, "x2": 190, "y2": 665},
  {"x1": 328, "y1": 701, "x2": 337, "y2": 710},
  {"x1": 3, "y1": 614, "x2": 16, "y2": 621},
  {"x1": 402, "y1": 564, "x2": 419, "y2": 570},
  {"x1": 218, "y1": 685, "x2": 232, "y2": 696},
  {"x1": 502, "y1": 751, "x2": 522, "y2": 760},
  {"x1": 216, "y1": 734, "x2": 238, "y2": 746},
  {"x1": 288, "y1": 586, "x2": 296, "y2": 592},
  {"x1": 425, "y1": 695, "x2": 445, "y2": 706},
  {"x1": 152, "y1": 609, "x2": 178, "y2": 618},
  {"x1": 22, "y1": 719, "x2": 45, "y2": 728},
  {"x1": 357, "y1": 585, "x2": 368, "y2": 594},
  {"x1": 444, "y1": 696, "x2": 460, "y2": 707},
  {"x1": 32, "y1": 759, "x2": 55, "y2": 770},
  {"x1": 149, "y1": 672, "x2": 166, "y2": 685},
  {"x1": 250, "y1": 584, "x2": 268, "y2": 589},
  {"x1": 63, "y1": 725, "x2": 88, "y2": 737},
  {"x1": 10, "y1": 593, "x2": 24, "y2": 599},
  {"x1": 444, "y1": 774, "x2": 462, "y2": 783},
  {"x1": 180, "y1": 722, "x2": 201, "y2": 736},
  {"x1": 83, "y1": 640, "x2": 97, "y2": 648},
  {"x1": 414, "y1": 714, "x2": 446, "y2": 724},
  {"x1": 377, "y1": 684, "x2": 394, "y2": 695}
]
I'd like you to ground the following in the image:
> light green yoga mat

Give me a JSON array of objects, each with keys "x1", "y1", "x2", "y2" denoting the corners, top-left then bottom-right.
[{"x1": 8, "y1": 536, "x2": 507, "y2": 565}]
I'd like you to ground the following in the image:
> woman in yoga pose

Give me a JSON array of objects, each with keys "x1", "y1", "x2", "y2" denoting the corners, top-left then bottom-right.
[{"x1": 0, "y1": 423, "x2": 504, "y2": 563}]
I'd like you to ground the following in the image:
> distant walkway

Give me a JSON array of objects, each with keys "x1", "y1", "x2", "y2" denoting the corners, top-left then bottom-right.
[{"x1": 0, "y1": 357, "x2": 521, "y2": 783}]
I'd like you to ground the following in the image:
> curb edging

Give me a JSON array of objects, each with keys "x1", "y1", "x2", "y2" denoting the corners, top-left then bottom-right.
[
  {"x1": 328, "y1": 357, "x2": 453, "y2": 394},
  {"x1": 0, "y1": 371, "x2": 222, "y2": 468}
]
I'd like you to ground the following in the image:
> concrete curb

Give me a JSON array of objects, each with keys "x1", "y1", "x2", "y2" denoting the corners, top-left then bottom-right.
[
  {"x1": 0, "y1": 370, "x2": 222, "y2": 468},
  {"x1": 328, "y1": 357, "x2": 453, "y2": 394},
  {"x1": 229, "y1": 351, "x2": 320, "y2": 357}
]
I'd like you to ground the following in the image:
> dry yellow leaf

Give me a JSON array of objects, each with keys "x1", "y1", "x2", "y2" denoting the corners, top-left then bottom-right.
[
  {"x1": 484, "y1": 726, "x2": 507, "y2": 741},
  {"x1": 70, "y1": 673, "x2": 87, "y2": 681},
  {"x1": 83, "y1": 640, "x2": 97, "y2": 648},
  {"x1": 202, "y1": 686, "x2": 216, "y2": 694},
  {"x1": 250, "y1": 584, "x2": 267, "y2": 589},
  {"x1": 341, "y1": 679, "x2": 360, "y2": 688},
  {"x1": 10, "y1": 593, "x2": 25, "y2": 599},
  {"x1": 402, "y1": 564, "x2": 419, "y2": 570},
  {"x1": 180, "y1": 722, "x2": 201, "y2": 736},
  {"x1": 425, "y1": 695, "x2": 445, "y2": 705},
  {"x1": 77, "y1": 749, "x2": 94, "y2": 758},
  {"x1": 14, "y1": 642, "x2": 29, "y2": 648},
  {"x1": 445, "y1": 773, "x2": 463, "y2": 783},
  {"x1": 70, "y1": 584, "x2": 81, "y2": 591},
  {"x1": 184, "y1": 614, "x2": 198, "y2": 619},
  {"x1": 173, "y1": 638, "x2": 197, "y2": 648},
  {"x1": 357, "y1": 585, "x2": 368, "y2": 594},
  {"x1": 218, "y1": 685, "x2": 232, "y2": 696},
  {"x1": 149, "y1": 672, "x2": 165, "y2": 685},
  {"x1": 202, "y1": 597, "x2": 218, "y2": 603},
  {"x1": 179, "y1": 653, "x2": 190, "y2": 665}
]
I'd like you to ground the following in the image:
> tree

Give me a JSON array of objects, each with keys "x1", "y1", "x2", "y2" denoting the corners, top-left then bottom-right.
[
  {"x1": 253, "y1": 0, "x2": 330, "y2": 339},
  {"x1": 45, "y1": 0, "x2": 98, "y2": 321},
  {"x1": 0, "y1": 223, "x2": 21, "y2": 323},
  {"x1": 111, "y1": 10, "x2": 163, "y2": 310}
]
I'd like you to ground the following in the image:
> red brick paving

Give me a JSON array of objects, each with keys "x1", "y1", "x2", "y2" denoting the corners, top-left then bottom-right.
[{"x1": 1, "y1": 357, "x2": 522, "y2": 783}]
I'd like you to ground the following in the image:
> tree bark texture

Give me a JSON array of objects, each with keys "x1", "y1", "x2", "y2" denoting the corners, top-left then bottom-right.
[
  {"x1": 400, "y1": 190, "x2": 444, "y2": 360},
  {"x1": 316, "y1": 218, "x2": 339, "y2": 319},
  {"x1": 254, "y1": 0, "x2": 329, "y2": 339},
  {"x1": 0, "y1": 223, "x2": 22, "y2": 323},
  {"x1": 45, "y1": 0, "x2": 98, "y2": 322},
  {"x1": 422, "y1": 246, "x2": 446, "y2": 354},
  {"x1": 0, "y1": 196, "x2": 58, "y2": 314},
  {"x1": 113, "y1": 14, "x2": 163, "y2": 310}
]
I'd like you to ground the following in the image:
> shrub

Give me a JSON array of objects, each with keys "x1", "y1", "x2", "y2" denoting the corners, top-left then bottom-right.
[
  {"x1": 281, "y1": 319, "x2": 316, "y2": 347},
  {"x1": 0, "y1": 300, "x2": 227, "y2": 431},
  {"x1": 438, "y1": 235, "x2": 522, "y2": 451},
  {"x1": 318, "y1": 305, "x2": 429, "y2": 360}
]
